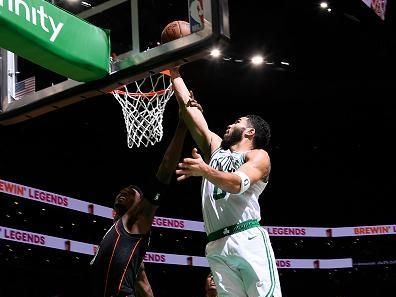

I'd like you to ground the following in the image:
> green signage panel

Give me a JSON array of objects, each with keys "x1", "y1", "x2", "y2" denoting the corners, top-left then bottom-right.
[{"x1": 0, "y1": 0, "x2": 110, "y2": 82}]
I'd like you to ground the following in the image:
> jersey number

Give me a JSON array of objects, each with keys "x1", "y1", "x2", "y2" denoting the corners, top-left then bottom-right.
[{"x1": 213, "y1": 186, "x2": 228, "y2": 200}]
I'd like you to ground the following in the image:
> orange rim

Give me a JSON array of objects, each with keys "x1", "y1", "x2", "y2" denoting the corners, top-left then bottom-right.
[
  {"x1": 160, "y1": 69, "x2": 171, "y2": 76},
  {"x1": 109, "y1": 70, "x2": 171, "y2": 96}
]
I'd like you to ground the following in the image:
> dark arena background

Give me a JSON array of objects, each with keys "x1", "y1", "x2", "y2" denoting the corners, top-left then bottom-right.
[{"x1": 1, "y1": 1, "x2": 395, "y2": 297}]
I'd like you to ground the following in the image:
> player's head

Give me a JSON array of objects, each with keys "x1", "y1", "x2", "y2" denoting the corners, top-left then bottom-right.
[
  {"x1": 113, "y1": 185, "x2": 143, "y2": 221},
  {"x1": 221, "y1": 115, "x2": 270, "y2": 150},
  {"x1": 245, "y1": 114, "x2": 271, "y2": 150},
  {"x1": 205, "y1": 272, "x2": 217, "y2": 297}
]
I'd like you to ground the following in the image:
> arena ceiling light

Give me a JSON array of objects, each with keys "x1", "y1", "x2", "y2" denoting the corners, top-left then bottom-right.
[
  {"x1": 210, "y1": 48, "x2": 221, "y2": 57},
  {"x1": 320, "y1": 2, "x2": 328, "y2": 9},
  {"x1": 251, "y1": 55, "x2": 264, "y2": 65}
]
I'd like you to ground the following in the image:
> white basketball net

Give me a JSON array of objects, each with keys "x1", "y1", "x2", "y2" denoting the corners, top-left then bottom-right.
[{"x1": 111, "y1": 72, "x2": 174, "y2": 148}]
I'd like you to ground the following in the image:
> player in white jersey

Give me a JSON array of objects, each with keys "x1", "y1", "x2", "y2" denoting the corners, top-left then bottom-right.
[{"x1": 170, "y1": 68, "x2": 282, "y2": 297}]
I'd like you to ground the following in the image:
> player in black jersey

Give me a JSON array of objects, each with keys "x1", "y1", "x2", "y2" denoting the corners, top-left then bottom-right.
[{"x1": 90, "y1": 114, "x2": 191, "y2": 297}]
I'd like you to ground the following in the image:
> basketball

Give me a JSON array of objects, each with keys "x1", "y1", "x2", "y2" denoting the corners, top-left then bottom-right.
[{"x1": 161, "y1": 20, "x2": 191, "y2": 44}]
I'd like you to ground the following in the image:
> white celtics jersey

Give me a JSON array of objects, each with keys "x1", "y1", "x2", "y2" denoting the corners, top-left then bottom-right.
[{"x1": 202, "y1": 147, "x2": 268, "y2": 235}]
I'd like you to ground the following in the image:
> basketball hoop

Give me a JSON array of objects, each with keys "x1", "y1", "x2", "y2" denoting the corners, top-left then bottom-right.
[{"x1": 111, "y1": 71, "x2": 174, "y2": 148}]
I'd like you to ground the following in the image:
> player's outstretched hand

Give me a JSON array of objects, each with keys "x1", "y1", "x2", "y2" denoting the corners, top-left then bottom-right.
[
  {"x1": 176, "y1": 148, "x2": 207, "y2": 181},
  {"x1": 187, "y1": 90, "x2": 203, "y2": 113},
  {"x1": 169, "y1": 67, "x2": 180, "y2": 78}
]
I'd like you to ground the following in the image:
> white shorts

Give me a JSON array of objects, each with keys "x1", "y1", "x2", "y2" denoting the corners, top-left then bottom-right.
[{"x1": 206, "y1": 227, "x2": 282, "y2": 297}]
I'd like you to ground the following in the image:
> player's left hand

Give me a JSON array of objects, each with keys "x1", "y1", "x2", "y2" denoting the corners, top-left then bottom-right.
[
  {"x1": 187, "y1": 91, "x2": 203, "y2": 113},
  {"x1": 176, "y1": 148, "x2": 208, "y2": 181}
]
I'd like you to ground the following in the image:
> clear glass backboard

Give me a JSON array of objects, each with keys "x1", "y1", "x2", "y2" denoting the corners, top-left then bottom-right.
[{"x1": 0, "y1": 0, "x2": 229, "y2": 124}]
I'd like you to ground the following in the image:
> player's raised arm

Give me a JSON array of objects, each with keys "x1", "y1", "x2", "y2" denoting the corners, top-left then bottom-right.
[
  {"x1": 156, "y1": 118, "x2": 188, "y2": 184},
  {"x1": 170, "y1": 68, "x2": 221, "y2": 158},
  {"x1": 131, "y1": 117, "x2": 188, "y2": 234}
]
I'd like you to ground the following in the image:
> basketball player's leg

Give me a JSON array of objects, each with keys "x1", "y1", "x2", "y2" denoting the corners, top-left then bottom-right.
[
  {"x1": 238, "y1": 227, "x2": 282, "y2": 297},
  {"x1": 206, "y1": 254, "x2": 248, "y2": 297}
]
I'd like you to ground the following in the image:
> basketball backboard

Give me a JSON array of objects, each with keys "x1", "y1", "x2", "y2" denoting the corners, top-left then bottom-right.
[{"x1": 0, "y1": 0, "x2": 229, "y2": 124}]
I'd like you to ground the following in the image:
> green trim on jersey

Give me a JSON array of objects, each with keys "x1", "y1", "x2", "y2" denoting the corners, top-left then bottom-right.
[
  {"x1": 207, "y1": 219, "x2": 260, "y2": 242},
  {"x1": 259, "y1": 227, "x2": 276, "y2": 297}
]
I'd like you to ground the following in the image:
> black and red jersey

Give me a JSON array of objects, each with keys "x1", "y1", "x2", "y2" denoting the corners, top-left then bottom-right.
[{"x1": 90, "y1": 219, "x2": 149, "y2": 297}]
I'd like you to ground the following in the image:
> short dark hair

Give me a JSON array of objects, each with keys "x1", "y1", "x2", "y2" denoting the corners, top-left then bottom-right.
[{"x1": 246, "y1": 114, "x2": 271, "y2": 150}]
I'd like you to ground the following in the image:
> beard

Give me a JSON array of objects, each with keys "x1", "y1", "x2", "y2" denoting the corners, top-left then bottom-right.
[
  {"x1": 113, "y1": 202, "x2": 127, "y2": 219},
  {"x1": 221, "y1": 127, "x2": 244, "y2": 149}
]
